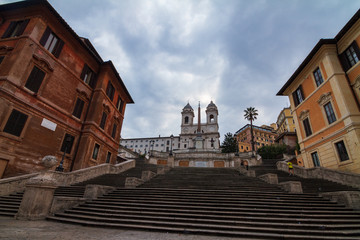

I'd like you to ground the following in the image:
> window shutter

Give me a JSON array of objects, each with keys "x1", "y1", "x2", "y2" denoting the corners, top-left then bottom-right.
[
  {"x1": 292, "y1": 91, "x2": 299, "y2": 107},
  {"x1": 2, "y1": 21, "x2": 16, "y2": 38},
  {"x1": 4, "y1": 110, "x2": 28, "y2": 137},
  {"x1": 339, "y1": 52, "x2": 350, "y2": 72},
  {"x1": 53, "y1": 39, "x2": 64, "y2": 58},
  {"x1": 25, "y1": 67, "x2": 45, "y2": 93},
  {"x1": 15, "y1": 19, "x2": 29, "y2": 37},
  {"x1": 40, "y1": 27, "x2": 51, "y2": 46},
  {"x1": 80, "y1": 64, "x2": 89, "y2": 80},
  {"x1": 351, "y1": 41, "x2": 360, "y2": 60},
  {"x1": 89, "y1": 73, "x2": 97, "y2": 88}
]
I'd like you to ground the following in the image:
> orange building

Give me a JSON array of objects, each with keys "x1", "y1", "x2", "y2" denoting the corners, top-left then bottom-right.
[
  {"x1": 235, "y1": 124, "x2": 277, "y2": 152},
  {"x1": 277, "y1": 9, "x2": 360, "y2": 173},
  {"x1": 0, "y1": 1, "x2": 133, "y2": 178}
]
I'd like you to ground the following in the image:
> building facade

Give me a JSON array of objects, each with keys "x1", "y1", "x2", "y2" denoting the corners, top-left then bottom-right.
[
  {"x1": 275, "y1": 107, "x2": 298, "y2": 148},
  {"x1": 277, "y1": 9, "x2": 360, "y2": 173},
  {"x1": 121, "y1": 136, "x2": 180, "y2": 154},
  {"x1": 235, "y1": 124, "x2": 277, "y2": 152},
  {"x1": 0, "y1": 1, "x2": 133, "y2": 178}
]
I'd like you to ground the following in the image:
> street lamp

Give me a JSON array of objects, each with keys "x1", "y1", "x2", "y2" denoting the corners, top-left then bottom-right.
[
  {"x1": 169, "y1": 134, "x2": 174, "y2": 156},
  {"x1": 56, "y1": 135, "x2": 72, "y2": 172}
]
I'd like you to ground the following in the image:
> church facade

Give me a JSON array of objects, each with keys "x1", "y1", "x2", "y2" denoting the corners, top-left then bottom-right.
[{"x1": 179, "y1": 101, "x2": 220, "y2": 151}]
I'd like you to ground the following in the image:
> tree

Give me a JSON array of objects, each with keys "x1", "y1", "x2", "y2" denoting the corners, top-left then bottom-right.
[
  {"x1": 244, "y1": 107, "x2": 258, "y2": 155},
  {"x1": 221, "y1": 132, "x2": 238, "y2": 153}
]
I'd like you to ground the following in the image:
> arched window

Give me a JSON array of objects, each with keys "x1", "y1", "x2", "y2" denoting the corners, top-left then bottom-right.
[
  {"x1": 184, "y1": 116, "x2": 189, "y2": 124},
  {"x1": 210, "y1": 114, "x2": 215, "y2": 123}
]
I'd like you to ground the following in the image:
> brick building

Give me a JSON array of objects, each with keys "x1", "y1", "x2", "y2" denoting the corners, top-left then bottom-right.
[
  {"x1": 277, "y1": 9, "x2": 360, "y2": 173},
  {"x1": 0, "y1": 0, "x2": 133, "y2": 178}
]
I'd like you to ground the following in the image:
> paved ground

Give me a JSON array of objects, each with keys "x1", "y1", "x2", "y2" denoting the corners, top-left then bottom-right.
[{"x1": 0, "y1": 217, "x2": 239, "y2": 240}]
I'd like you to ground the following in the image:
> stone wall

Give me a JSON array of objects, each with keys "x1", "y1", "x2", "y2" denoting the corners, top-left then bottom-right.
[
  {"x1": 0, "y1": 160, "x2": 135, "y2": 196},
  {"x1": 277, "y1": 161, "x2": 360, "y2": 188}
]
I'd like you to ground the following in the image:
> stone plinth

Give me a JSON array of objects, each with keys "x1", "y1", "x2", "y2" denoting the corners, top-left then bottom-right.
[
  {"x1": 259, "y1": 173, "x2": 278, "y2": 184},
  {"x1": 321, "y1": 191, "x2": 360, "y2": 210},
  {"x1": 141, "y1": 171, "x2": 156, "y2": 181},
  {"x1": 279, "y1": 181, "x2": 303, "y2": 193},
  {"x1": 16, "y1": 172, "x2": 57, "y2": 220},
  {"x1": 84, "y1": 185, "x2": 116, "y2": 199}
]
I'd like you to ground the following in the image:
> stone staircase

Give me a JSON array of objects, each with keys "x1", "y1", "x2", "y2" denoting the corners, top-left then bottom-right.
[
  {"x1": 47, "y1": 167, "x2": 360, "y2": 239},
  {"x1": 0, "y1": 192, "x2": 23, "y2": 217},
  {"x1": 251, "y1": 159, "x2": 360, "y2": 194}
]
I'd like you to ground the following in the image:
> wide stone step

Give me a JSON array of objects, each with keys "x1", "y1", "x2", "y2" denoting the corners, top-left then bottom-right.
[
  {"x1": 61, "y1": 209, "x2": 360, "y2": 231},
  {"x1": 66, "y1": 207, "x2": 360, "y2": 224},
  {"x1": 47, "y1": 214, "x2": 360, "y2": 239},
  {"x1": 72, "y1": 205, "x2": 360, "y2": 220},
  {"x1": 81, "y1": 202, "x2": 359, "y2": 215},
  {"x1": 98, "y1": 194, "x2": 341, "y2": 206}
]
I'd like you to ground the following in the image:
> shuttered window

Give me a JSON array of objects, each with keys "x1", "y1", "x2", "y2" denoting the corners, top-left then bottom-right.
[
  {"x1": 303, "y1": 118, "x2": 312, "y2": 137},
  {"x1": 106, "y1": 82, "x2": 115, "y2": 101},
  {"x1": 292, "y1": 85, "x2": 304, "y2": 107},
  {"x1": 80, "y1": 64, "x2": 96, "y2": 88},
  {"x1": 313, "y1": 67, "x2": 324, "y2": 87},
  {"x1": 60, "y1": 134, "x2": 75, "y2": 154},
  {"x1": 25, "y1": 66, "x2": 45, "y2": 93},
  {"x1": 40, "y1": 27, "x2": 64, "y2": 58},
  {"x1": 2, "y1": 19, "x2": 29, "y2": 38},
  {"x1": 92, "y1": 143, "x2": 100, "y2": 160},
  {"x1": 339, "y1": 41, "x2": 360, "y2": 71},
  {"x1": 335, "y1": 141, "x2": 349, "y2": 162},
  {"x1": 3, "y1": 109, "x2": 28, "y2": 137},
  {"x1": 111, "y1": 123, "x2": 117, "y2": 138},
  {"x1": 100, "y1": 112, "x2": 107, "y2": 129},
  {"x1": 324, "y1": 102, "x2": 336, "y2": 124},
  {"x1": 72, "y1": 98, "x2": 85, "y2": 119}
]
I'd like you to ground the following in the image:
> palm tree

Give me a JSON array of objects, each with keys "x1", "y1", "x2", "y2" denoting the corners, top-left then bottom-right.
[{"x1": 244, "y1": 107, "x2": 258, "y2": 156}]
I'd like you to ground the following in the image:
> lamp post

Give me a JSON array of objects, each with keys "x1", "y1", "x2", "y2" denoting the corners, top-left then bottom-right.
[
  {"x1": 169, "y1": 134, "x2": 174, "y2": 156},
  {"x1": 56, "y1": 136, "x2": 72, "y2": 172}
]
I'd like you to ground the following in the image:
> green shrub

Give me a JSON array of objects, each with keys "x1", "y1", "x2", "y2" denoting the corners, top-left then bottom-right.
[{"x1": 257, "y1": 144, "x2": 287, "y2": 159}]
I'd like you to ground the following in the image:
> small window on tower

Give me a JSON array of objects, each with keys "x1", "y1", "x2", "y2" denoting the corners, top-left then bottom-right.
[
  {"x1": 210, "y1": 114, "x2": 215, "y2": 123},
  {"x1": 184, "y1": 116, "x2": 189, "y2": 124}
]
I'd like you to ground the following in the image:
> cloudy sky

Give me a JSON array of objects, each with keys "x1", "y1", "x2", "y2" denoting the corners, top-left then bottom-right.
[{"x1": 5, "y1": 0, "x2": 360, "y2": 142}]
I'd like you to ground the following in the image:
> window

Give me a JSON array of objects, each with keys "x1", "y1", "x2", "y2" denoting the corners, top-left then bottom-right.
[
  {"x1": 184, "y1": 116, "x2": 189, "y2": 124},
  {"x1": 3, "y1": 109, "x2": 28, "y2": 137},
  {"x1": 0, "y1": 56, "x2": 4, "y2": 65},
  {"x1": 335, "y1": 141, "x2": 349, "y2": 162},
  {"x1": 92, "y1": 143, "x2": 100, "y2": 160},
  {"x1": 116, "y1": 96, "x2": 123, "y2": 111},
  {"x1": 25, "y1": 66, "x2": 45, "y2": 93},
  {"x1": 324, "y1": 102, "x2": 336, "y2": 124},
  {"x1": 80, "y1": 64, "x2": 96, "y2": 88},
  {"x1": 292, "y1": 85, "x2": 304, "y2": 107},
  {"x1": 303, "y1": 118, "x2": 312, "y2": 137},
  {"x1": 111, "y1": 123, "x2": 117, "y2": 138},
  {"x1": 340, "y1": 41, "x2": 360, "y2": 71},
  {"x1": 106, "y1": 82, "x2": 115, "y2": 101},
  {"x1": 39, "y1": 27, "x2": 64, "y2": 58},
  {"x1": 106, "y1": 152, "x2": 111, "y2": 163},
  {"x1": 311, "y1": 152, "x2": 320, "y2": 167},
  {"x1": 60, "y1": 133, "x2": 75, "y2": 154},
  {"x1": 2, "y1": 19, "x2": 29, "y2": 38},
  {"x1": 313, "y1": 67, "x2": 324, "y2": 87},
  {"x1": 72, "y1": 98, "x2": 85, "y2": 119},
  {"x1": 99, "y1": 112, "x2": 107, "y2": 129}
]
